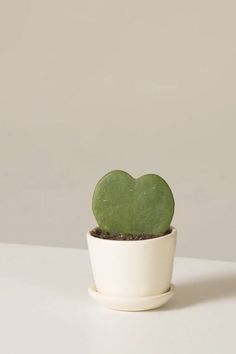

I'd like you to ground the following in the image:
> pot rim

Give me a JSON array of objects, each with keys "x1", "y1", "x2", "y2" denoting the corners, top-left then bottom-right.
[{"x1": 87, "y1": 226, "x2": 177, "y2": 244}]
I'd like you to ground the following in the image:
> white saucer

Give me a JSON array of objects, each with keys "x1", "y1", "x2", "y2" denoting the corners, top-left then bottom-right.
[{"x1": 88, "y1": 284, "x2": 176, "y2": 311}]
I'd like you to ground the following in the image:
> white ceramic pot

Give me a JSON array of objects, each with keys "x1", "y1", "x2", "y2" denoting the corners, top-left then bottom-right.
[{"x1": 87, "y1": 227, "x2": 177, "y2": 299}]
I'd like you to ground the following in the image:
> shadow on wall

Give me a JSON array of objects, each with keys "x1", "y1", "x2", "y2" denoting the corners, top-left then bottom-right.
[{"x1": 162, "y1": 273, "x2": 236, "y2": 310}]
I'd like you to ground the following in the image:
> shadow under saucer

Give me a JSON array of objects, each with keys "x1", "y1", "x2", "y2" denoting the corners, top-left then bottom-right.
[{"x1": 161, "y1": 272, "x2": 236, "y2": 310}]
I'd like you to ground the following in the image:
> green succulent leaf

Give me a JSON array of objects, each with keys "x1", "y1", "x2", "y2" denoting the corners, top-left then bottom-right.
[{"x1": 92, "y1": 170, "x2": 174, "y2": 236}]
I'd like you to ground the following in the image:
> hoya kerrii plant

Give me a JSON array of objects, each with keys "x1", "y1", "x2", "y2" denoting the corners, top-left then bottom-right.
[
  {"x1": 87, "y1": 170, "x2": 177, "y2": 311},
  {"x1": 91, "y1": 170, "x2": 175, "y2": 240}
]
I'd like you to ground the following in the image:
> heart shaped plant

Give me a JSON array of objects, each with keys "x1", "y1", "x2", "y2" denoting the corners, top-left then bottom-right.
[{"x1": 92, "y1": 170, "x2": 174, "y2": 237}]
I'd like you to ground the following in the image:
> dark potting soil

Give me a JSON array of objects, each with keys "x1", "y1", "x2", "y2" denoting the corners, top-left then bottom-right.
[{"x1": 90, "y1": 227, "x2": 171, "y2": 241}]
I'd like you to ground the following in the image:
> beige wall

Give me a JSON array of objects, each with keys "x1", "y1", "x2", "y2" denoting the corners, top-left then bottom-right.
[{"x1": 0, "y1": 1, "x2": 236, "y2": 261}]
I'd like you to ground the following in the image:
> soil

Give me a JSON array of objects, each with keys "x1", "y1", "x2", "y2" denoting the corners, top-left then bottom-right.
[{"x1": 90, "y1": 227, "x2": 171, "y2": 241}]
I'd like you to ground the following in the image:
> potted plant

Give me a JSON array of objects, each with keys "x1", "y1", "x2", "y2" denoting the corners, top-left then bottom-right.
[{"x1": 87, "y1": 170, "x2": 176, "y2": 311}]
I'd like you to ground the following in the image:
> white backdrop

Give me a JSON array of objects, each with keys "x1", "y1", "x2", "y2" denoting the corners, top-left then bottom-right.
[{"x1": 0, "y1": 0, "x2": 236, "y2": 261}]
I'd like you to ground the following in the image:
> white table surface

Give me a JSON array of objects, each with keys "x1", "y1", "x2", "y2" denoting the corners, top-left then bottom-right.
[{"x1": 0, "y1": 244, "x2": 235, "y2": 354}]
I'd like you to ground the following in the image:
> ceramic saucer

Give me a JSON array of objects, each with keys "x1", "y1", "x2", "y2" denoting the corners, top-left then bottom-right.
[{"x1": 88, "y1": 284, "x2": 175, "y2": 311}]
